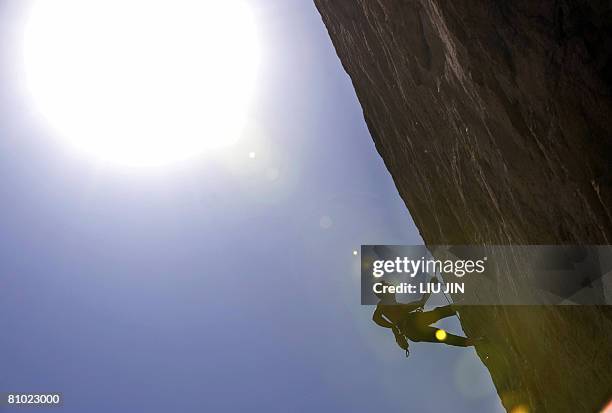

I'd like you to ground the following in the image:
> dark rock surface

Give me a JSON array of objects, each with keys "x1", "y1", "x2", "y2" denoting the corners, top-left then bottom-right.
[{"x1": 314, "y1": 1, "x2": 612, "y2": 411}]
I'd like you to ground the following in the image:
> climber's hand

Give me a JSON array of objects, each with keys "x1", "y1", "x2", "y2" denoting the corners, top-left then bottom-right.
[{"x1": 394, "y1": 332, "x2": 409, "y2": 351}]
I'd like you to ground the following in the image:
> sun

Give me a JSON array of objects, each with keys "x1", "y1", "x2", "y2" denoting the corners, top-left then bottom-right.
[{"x1": 21, "y1": 0, "x2": 260, "y2": 167}]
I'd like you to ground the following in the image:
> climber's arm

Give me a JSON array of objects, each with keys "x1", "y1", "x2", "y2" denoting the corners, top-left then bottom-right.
[
  {"x1": 372, "y1": 306, "x2": 394, "y2": 329},
  {"x1": 397, "y1": 277, "x2": 439, "y2": 314}
]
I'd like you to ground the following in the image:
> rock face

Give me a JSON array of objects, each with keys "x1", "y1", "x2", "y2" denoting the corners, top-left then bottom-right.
[{"x1": 314, "y1": 1, "x2": 612, "y2": 411}]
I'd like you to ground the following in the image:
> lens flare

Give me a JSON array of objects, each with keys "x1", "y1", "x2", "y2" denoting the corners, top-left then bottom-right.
[{"x1": 435, "y1": 329, "x2": 447, "y2": 341}]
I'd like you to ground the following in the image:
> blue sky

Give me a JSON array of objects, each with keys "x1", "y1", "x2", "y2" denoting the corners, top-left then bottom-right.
[{"x1": 0, "y1": 1, "x2": 503, "y2": 411}]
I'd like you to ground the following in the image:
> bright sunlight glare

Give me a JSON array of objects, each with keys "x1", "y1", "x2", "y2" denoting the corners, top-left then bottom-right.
[{"x1": 21, "y1": 0, "x2": 260, "y2": 167}]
